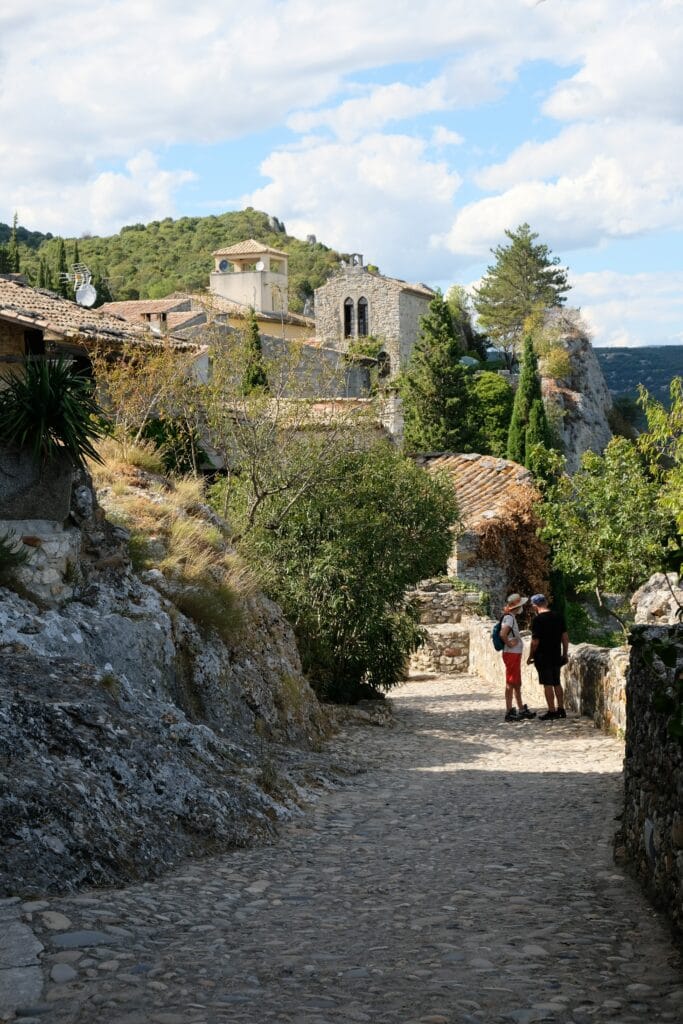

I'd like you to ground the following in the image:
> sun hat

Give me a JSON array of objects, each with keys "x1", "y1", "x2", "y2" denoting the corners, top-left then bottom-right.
[
  {"x1": 530, "y1": 594, "x2": 547, "y2": 606},
  {"x1": 505, "y1": 593, "x2": 528, "y2": 611}
]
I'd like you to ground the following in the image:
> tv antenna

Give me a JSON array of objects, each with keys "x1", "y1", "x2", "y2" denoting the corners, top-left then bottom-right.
[{"x1": 61, "y1": 264, "x2": 98, "y2": 307}]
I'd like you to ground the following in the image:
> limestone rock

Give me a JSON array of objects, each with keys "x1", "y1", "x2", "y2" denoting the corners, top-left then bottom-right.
[{"x1": 631, "y1": 573, "x2": 683, "y2": 625}]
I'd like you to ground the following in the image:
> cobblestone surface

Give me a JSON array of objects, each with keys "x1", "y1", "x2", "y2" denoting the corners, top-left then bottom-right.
[{"x1": 8, "y1": 674, "x2": 683, "y2": 1023}]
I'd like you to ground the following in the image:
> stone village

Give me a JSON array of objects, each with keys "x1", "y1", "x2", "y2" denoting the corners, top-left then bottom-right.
[{"x1": 0, "y1": 237, "x2": 681, "y2": 1022}]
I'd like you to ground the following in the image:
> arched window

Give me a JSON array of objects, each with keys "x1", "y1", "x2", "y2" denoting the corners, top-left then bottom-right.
[
  {"x1": 357, "y1": 296, "x2": 368, "y2": 337},
  {"x1": 343, "y1": 297, "x2": 354, "y2": 338}
]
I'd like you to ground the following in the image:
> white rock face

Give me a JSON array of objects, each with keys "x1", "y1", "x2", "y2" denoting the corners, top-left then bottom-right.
[
  {"x1": 631, "y1": 573, "x2": 683, "y2": 625},
  {"x1": 540, "y1": 310, "x2": 613, "y2": 473}
]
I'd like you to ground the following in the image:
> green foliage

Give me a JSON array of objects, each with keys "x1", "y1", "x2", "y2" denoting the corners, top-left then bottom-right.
[
  {"x1": 346, "y1": 335, "x2": 385, "y2": 361},
  {"x1": 539, "y1": 438, "x2": 672, "y2": 627},
  {"x1": 637, "y1": 377, "x2": 683, "y2": 567},
  {"x1": 400, "y1": 292, "x2": 480, "y2": 453},
  {"x1": 0, "y1": 358, "x2": 108, "y2": 469},
  {"x1": 55, "y1": 238, "x2": 69, "y2": 298},
  {"x1": 564, "y1": 600, "x2": 623, "y2": 648},
  {"x1": 468, "y1": 371, "x2": 514, "y2": 457},
  {"x1": 15, "y1": 208, "x2": 348, "y2": 311},
  {"x1": 241, "y1": 310, "x2": 269, "y2": 394},
  {"x1": 217, "y1": 440, "x2": 460, "y2": 702},
  {"x1": 140, "y1": 416, "x2": 207, "y2": 475},
  {"x1": 506, "y1": 336, "x2": 551, "y2": 470},
  {"x1": 445, "y1": 284, "x2": 488, "y2": 360},
  {"x1": 474, "y1": 224, "x2": 570, "y2": 363}
]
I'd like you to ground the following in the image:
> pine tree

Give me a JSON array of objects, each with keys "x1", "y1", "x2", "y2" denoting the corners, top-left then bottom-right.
[
  {"x1": 8, "y1": 213, "x2": 20, "y2": 272},
  {"x1": 399, "y1": 292, "x2": 478, "y2": 453},
  {"x1": 55, "y1": 238, "x2": 69, "y2": 298},
  {"x1": 507, "y1": 336, "x2": 543, "y2": 464},
  {"x1": 474, "y1": 224, "x2": 570, "y2": 365},
  {"x1": 240, "y1": 309, "x2": 269, "y2": 394}
]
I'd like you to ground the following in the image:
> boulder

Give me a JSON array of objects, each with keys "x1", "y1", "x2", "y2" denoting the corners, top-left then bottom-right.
[{"x1": 631, "y1": 573, "x2": 683, "y2": 625}]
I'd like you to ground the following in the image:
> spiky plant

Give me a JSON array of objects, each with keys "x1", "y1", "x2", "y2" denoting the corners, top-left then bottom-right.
[{"x1": 0, "y1": 358, "x2": 108, "y2": 469}]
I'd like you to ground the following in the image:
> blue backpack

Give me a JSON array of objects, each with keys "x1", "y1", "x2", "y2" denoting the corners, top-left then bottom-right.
[{"x1": 491, "y1": 617, "x2": 505, "y2": 651}]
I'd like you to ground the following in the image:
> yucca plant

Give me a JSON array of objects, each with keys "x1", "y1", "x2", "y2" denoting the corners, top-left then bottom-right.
[{"x1": 0, "y1": 357, "x2": 108, "y2": 469}]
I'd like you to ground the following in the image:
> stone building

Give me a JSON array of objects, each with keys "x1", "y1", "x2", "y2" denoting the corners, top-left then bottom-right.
[
  {"x1": 416, "y1": 452, "x2": 548, "y2": 612},
  {"x1": 314, "y1": 256, "x2": 435, "y2": 379}
]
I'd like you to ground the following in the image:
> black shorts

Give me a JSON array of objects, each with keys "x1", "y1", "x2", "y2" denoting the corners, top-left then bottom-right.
[{"x1": 535, "y1": 662, "x2": 561, "y2": 687}]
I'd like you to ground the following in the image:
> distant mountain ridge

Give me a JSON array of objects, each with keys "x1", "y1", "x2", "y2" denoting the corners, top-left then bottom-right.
[{"x1": 594, "y1": 346, "x2": 682, "y2": 405}]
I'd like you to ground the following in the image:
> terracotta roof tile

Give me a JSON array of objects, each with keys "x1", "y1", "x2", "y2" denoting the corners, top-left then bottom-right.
[
  {"x1": 98, "y1": 297, "x2": 191, "y2": 319},
  {"x1": 416, "y1": 452, "x2": 535, "y2": 528},
  {"x1": 212, "y1": 239, "x2": 289, "y2": 258},
  {"x1": 0, "y1": 276, "x2": 196, "y2": 350}
]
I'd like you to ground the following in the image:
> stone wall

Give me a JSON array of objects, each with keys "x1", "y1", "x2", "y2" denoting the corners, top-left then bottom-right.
[
  {"x1": 563, "y1": 643, "x2": 629, "y2": 736},
  {"x1": 408, "y1": 581, "x2": 484, "y2": 676},
  {"x1": 0, "y1": 318, "x2": 24, "y2": 360},
  {"x1": 0, "y1": 519, "x2": 81, "y2": 604},
  {"x1": 314, "y1": 267, "x2": 431, "y2": 378},
  {"x1": 619, "y1": 624, "x2": 683, "y2": 938}
]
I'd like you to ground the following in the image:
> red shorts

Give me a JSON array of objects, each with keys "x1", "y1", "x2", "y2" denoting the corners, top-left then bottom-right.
[{"x1": 502, "y1": 651, "x2": 522, "y2": 686}]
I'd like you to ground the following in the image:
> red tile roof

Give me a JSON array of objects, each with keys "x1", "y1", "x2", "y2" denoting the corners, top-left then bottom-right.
[
  {"x1": 0, "y1": 276, "x2": 197, "y2": 350},
  {"x1": 416, "y1": 452, "x2": 535, "y2": 528},
  {"x1": 212, "y1": 239, "x2": 289, "y2": 259}
]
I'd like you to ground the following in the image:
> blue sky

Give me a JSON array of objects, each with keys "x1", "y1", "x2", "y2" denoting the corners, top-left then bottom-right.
[{"x1": 1, "y1": 0, "x2": 683, "y2": 349}]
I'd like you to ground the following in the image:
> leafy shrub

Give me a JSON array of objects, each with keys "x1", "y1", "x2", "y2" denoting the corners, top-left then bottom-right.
[
  {"x1": 540, "y1": 345, "x2": 572, "y2": 380},
  {"x1": 0, "y1": 358, "x2": 107, "y2": 468}
]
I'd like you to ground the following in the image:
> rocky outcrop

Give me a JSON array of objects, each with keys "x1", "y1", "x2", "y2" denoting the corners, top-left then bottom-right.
[
  {"x1": 631, "y1": 572, "x2": 683, "y2": 625},
  {"x1": 540, "y1": 310, "x2": 613, "y2": 473},
  {"x1": 0, "y1": 470, "x2": 331, "y2": 897}
]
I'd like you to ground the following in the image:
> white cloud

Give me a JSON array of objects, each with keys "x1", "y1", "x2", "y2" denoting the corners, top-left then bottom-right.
[
  {"x1": 244, "y1": 134, "x2": 461, "y2": 277},
  {"x1": 432, "y1": 126, "x2": 464, "y2": 148},
  {"x1": 7, "y1": 152, "x2": 195, "y2": 237},
  {"x1": 571, "y1": 270, "x2": 683, "y2": 347}
]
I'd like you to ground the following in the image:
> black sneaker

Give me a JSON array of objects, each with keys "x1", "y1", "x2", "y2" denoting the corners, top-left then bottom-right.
[
  {"x1": 518, "y1": 704, "x2": 537, "y2": 720},
  {"x1": 539, "y1": 710, "x2": 558, "y2": 721},
  {"x1": 556, "y1": 708, "x2": 567, "y2": 719},
  {"x1": 504, "y1": 708, "x2": 518, "y2": 722}
]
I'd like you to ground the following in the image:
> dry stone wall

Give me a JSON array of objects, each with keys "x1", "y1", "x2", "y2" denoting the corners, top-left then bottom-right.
[
  {"x1": 408, "y1": 581, "x2": 485, "y2": 676},
  {"x1": 619, "y1": 624, "x2": 683, "y2": 939}
]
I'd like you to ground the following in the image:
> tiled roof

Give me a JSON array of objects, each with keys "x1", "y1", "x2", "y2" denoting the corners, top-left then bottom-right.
[
  {"x1": 0, "y1": 276, "x2": 197, "y2": 350},
  {"x1": 212, "y1": 239, "x2": 289, "y2": 258},
  {"x1": 98, "y1": 297, "x2": 191, "y2": 319},
  {"x1": 416, "y1": 452, "x2": 536, "y2": 529}
]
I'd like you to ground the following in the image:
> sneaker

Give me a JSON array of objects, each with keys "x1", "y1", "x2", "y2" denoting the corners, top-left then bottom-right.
[
  {"x1": 504, "y1": 708, "x2": 518, "y2": 722},
  {"x1": 539, "y1": 710, "x2": 558, "y2": 721},
  {"x1": 555, "y1": 708, "x2": 567, "y2": 719},
  {"x1": 518, "y1": 704, "x2": 537, "y2": 720}
]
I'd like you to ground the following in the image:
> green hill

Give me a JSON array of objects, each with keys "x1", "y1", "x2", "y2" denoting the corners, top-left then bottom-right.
[
  {"x1": 3, "y1": 209, "x2": 352, "y2": 312},
  {"x1": 595, "y1": 346, "x2": 683, "y2": 406}
]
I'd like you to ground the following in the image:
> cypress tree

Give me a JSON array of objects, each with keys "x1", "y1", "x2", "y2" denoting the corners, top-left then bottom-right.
[
  {"x1": 506, "y1": 335, "x2": 542, "y2": 464},
  {"x1": 73, "y1": 239, "x2": 80, "y2": 265},
  {"x1": 8, "y1": 213, "x2": 20, "y2": 272},
  {"x1": 56, "y1": 238, "x2": 69, "y2": 298},
  {"x1": 240, "y1": 309, "x2": 268, "y2": 394},
  {"x1": 0, "y1": 245, "x2": 9, "y2": 274},
  {"x1": 399, "y1": 291, "x2": 478, "y2": 453}
]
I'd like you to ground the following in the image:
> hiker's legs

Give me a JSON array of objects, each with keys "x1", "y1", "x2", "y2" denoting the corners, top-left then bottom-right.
[
  {"x1": 503, "y1": 653, "x2": 522, "y2": 710},
  {"x1": 554, "y1": 683, "x2": 565, "y2": 710},
  {"x1": 511, "y1": 683, "x2": 523, "y2": 709},
  {"x1": 543, "y1": 684, "x2": 557, "y2": 711}
]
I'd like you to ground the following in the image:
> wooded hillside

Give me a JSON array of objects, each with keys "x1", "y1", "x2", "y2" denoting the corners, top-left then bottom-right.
[{"x1": 1, "y1": 209, "x2": 350, "y2": 312}]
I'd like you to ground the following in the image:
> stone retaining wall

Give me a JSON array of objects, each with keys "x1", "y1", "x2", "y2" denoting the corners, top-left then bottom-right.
[
  {"x1": 619, "y1": 624, "x2": 683, "y2": 938},
  {"x1": 410, "y1": 581, "x2": 486, "y2": 624},
  {"x1": 0, "y1": 519, "x2": 81, "y2": 604},
  {"x1": 410, "y1": 624, "x2": 470, "y2": 675}
]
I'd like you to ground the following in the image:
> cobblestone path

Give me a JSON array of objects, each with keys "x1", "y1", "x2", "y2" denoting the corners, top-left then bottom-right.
[{"x1": 9, "y1": 674, "x2": 683, "y2": 1023}]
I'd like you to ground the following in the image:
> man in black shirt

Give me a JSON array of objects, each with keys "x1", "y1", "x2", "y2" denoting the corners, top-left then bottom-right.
[{"x1": 527, "y1": 593, "x2": 570, "y2": 721}]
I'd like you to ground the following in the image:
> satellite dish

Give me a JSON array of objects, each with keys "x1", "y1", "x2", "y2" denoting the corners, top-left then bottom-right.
[
  {"x1": 254, "y1": 260, "x2": 265, "y2": 272},
  {"x1": 218, "y1": 259, "x2": 229, "y2": 272},
  {"x1": 75, "y1": 282, "x2": 97, "y2": 307}
]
